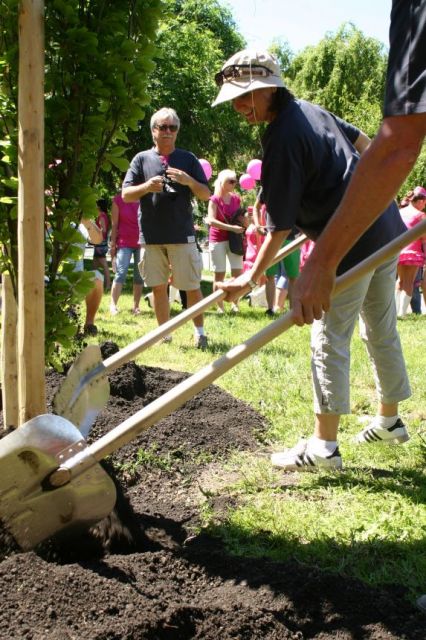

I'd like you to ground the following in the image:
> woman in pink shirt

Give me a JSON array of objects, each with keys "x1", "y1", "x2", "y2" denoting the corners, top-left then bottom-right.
[
  {"x1": 396, "y1": 186, "x2": 426, "y2": 317},
  {"x1": 109, "y1": 192, "x2": 144, "y2": 316},
  {"x1": 206, "y1": 169, "x2": 246, "y2": 313}
]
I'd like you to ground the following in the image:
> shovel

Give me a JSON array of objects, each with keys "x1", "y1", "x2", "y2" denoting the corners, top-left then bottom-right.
[
  {"x1": 53, "y1": 234, "x2": 307, "y2": 436},
  {"x1": 1, "y1": 220, "x2": 424, "y2": 551}
]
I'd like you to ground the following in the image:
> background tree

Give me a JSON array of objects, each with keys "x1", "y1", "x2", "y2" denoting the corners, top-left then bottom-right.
[
  {"x1": 129, "y1": 0, "x2": 261, "y2": 177},
  {"x1": 284, "y1": 23, "x2": 387, "y2": 135},
  {"x1": 0, "y1": 0, "x2": 162, "y2": 363}
]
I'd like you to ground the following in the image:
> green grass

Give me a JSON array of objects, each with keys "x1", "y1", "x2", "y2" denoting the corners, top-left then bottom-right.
[{"x1": 88, "y1": 283, "x2": 426, "y2": 599}]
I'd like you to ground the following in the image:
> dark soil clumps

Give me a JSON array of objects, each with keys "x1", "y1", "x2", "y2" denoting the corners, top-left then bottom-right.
[{"x1": 0, "y1": 343, "x2": 424, "y2": 639}]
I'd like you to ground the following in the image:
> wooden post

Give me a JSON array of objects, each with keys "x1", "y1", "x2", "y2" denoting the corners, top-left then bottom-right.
[
  {"x1": 1, "y1": 274, "x2": 19, "y2": 430},
  {"x1": 17, "y1": 0, "x2": 46, "y2": 423}
]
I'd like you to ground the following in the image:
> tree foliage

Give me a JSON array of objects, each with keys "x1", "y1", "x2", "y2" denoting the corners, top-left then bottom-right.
[
  {"x1": 284, "y1": 23, "x2": 387, "y2": 136},
  {"x1": 0, "y1": 0, "x2": 162, "y2": 363},
  {"x1": 130, "y1": 0, "x2": 261, "y2": 176}
]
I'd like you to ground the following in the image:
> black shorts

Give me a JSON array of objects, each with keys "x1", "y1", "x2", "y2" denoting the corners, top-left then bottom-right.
[
  {"x1": 384, "y1": 0, "x2": 426, "y2": 117},
  {"x1": 94, "y1": 243, "x2": 108, "y2": 258}
]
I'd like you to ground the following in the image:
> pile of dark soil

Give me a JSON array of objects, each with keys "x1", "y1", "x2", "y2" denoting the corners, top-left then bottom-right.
[{"x1": 0, "y1": 342, "x2": 424, "y2": 639}]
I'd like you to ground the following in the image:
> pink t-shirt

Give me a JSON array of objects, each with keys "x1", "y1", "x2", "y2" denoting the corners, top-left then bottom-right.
[
  {"x1": 113, "y1": 194, "x2": 140, "y2": 249},
  {"x1": 209, "y1": 194, "x2": 241, "y2": 243}
]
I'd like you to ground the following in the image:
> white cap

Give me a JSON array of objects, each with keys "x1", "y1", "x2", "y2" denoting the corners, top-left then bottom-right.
[{"x1": 212, "y1": 49, "x2": 284, "y2": 107}]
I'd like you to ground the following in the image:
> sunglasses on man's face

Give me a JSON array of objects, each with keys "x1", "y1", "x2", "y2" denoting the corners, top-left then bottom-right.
[
  {"x1": 154, "y1": 124, "x2": 179, "y2": 132},
  {"x1": 214, "y1": 64, "x2": 273, "y2": 87}
]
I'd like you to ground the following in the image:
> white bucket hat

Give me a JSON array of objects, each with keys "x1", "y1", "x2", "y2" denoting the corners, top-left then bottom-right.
[{"x1": 212, "y1": 49, "x2": 284, "y2": 107}]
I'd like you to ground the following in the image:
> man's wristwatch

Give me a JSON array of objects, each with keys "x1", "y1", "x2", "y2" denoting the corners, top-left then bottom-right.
[{"x1": 247, "y1": 278, "x2": 257, "y2": 290}]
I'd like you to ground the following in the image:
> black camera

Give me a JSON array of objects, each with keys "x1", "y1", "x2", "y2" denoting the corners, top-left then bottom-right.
[{"x1": 161, "y1": 163, "x2": 178, "y2": 197}]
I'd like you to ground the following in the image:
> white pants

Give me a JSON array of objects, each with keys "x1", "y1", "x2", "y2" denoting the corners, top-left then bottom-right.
[{"x1": 311, "y1": 256, "x2": 411, "y2": 415}]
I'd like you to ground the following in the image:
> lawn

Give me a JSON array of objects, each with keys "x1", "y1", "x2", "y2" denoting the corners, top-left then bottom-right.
[{"x1": 88, "y1": 280, "x2": 426, "y2": 600}]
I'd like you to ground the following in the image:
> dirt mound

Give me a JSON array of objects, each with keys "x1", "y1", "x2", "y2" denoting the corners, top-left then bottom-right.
[{"x1": 0, "y1": 345, "x2": 424, "y2": 638}]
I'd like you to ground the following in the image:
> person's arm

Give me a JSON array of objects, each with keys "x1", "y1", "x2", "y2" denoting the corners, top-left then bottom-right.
[
  {"x1": 291, "y1": 113, "x2": 426, "y2": 326},
  {"x1": 80, "y1": 217, "x2": 102, "y2": 245},
  {"x1": 165, "y1": 167, "x2": 210, "y2": 201},
  {"x1": 122, "y1": 177, "x2": 163, "y2": 202},
  {"x1": 252, "y1": 196, "x2": 267, "y2": 236},
  {"x1": 218, "y1": 229, "x2": 289, "y2": 300},
  {"x1": 206, "y1": 200, "x2": 244, "y2": 234},
  {"x1": 109, "y1": 201, "x2": 119, "y2": 257}
]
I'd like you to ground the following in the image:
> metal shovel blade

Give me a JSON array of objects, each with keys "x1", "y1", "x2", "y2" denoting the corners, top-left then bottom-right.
[
  {"x1": 0, "y1": 414, "x2": 116, "y2": 550},
  {"x1": 53, "y1": 345, "x2": 110, "y2": 438}
]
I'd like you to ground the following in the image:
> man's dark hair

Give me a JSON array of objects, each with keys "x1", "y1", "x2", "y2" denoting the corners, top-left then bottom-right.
[{"x1": 269, "y1": 86, "x2": 295, "y2": 115}]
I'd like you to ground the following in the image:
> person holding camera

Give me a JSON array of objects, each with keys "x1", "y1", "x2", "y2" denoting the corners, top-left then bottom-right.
[{"x1": 122, "y1": 107, "x2": 211, "y2": 348}]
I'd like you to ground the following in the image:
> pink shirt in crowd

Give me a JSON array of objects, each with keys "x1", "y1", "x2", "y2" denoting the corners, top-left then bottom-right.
[
  {"x1": 208, "y1": 194, "x2": 241, "y2": 243},
  {"x1": 113, "y1": 194, "x2": 140, "y2": 249}
]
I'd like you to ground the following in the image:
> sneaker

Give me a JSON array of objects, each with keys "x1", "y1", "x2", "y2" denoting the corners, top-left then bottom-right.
[
  {"x1": 162, "y1": 335, "x2": 173, "y2": 344},
  {"x1": 230, "y1": 303, "x2": 239, "y2": 314},
  {"x1": 271, "y1": 438, "x2": 343, "y2": 471},
  {"x1": 83, "y1": 324, "x2": 98, "y2": 336},
  {"x1": 132, "y1": 307, "x2": 141, "y2": 316},
  {"x1": 110, "y1": 303, "x2": 119, "y2": 316},
  {"x1": 265, "y1": 308, "x2": 276, "y2": 317},
  {"x1": 195, "y1": 334, "x2": 208, "y2": 350},
  {"x1": 217, "y1": 307, "x2": 225, "y2": 315},
  {"x1": 354, "y1": 417, "x2": 410, "y2": 445}
]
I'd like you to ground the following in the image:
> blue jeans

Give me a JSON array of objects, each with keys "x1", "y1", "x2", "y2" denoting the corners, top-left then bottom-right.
[{"x1": 113, "y1": 247, "x2": 143, "y2": 285}]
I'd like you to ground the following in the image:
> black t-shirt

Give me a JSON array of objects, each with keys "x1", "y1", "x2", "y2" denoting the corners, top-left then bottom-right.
[
  {"x1": 384, "y1": 0, "x2": 426, "y2": 117},
  {"x1": 123, "y1": 148, "x2": 208, "y2": 244},
  {"x1": 261, "y1": 99, "x2": 406, "y2": 274}
]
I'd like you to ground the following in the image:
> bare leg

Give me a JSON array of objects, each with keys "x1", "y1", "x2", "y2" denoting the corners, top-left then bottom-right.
[
  {"x1": 85, "y1": 278, "x2": 103, "y2": 327},
  {"x1": 265, "y1": 275, "x2": 275, "y2": 311},
  {"x1": 230, "y1": 268, "x2": 243, "y2": 310},
  {"x1": 93, "y1": 256, "x2": 111, "y2": 290},
  {"x1": 186, "y1": 288, "x2": 204, "y2": 329},
  {"x1": 274, "y1": 287, "x2": 288, "y2": 312},
  {"x1": 397, "y1": 264, "x2": 418, "y2": 296},
  {"x1": 133, "y1": 283, "x2": 143, "y2": 311},
  {"x1": 378, "y1": 402, "x2": 398, "y2": 418},
  {"x1": 111, "y1": 281, "x2": 123, "y2": 308},
  {"x1": 314, "y1": 414, "x2": 340, "y2": 441},
  {"x1": 213, "y1": 271, "x2": 225, "y2": 311},
  {"x1": 152, "y1": 284, "x2": 170, "y2": 325}
]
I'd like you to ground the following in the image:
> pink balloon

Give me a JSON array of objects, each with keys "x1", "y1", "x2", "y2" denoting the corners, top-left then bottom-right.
[
  {"x1": 239, "y1": 173, "x2": 256, "y2": 190},
  {"x1": 198, "y1": 158, "x2": 212, "y2": 181},
  {"x1": 247, "y1": 159, "x2": 262, "y2": 181}
]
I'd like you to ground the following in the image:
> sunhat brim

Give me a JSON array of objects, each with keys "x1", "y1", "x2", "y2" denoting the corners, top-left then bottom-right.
[{"x1": 212, "y1": 74, "x2": 284, "y2": 107}]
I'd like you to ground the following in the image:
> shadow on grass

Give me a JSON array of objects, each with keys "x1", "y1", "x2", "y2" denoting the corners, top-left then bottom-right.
[{"x1": 185, "y1": 524, "x2": 425, "y2": 638}]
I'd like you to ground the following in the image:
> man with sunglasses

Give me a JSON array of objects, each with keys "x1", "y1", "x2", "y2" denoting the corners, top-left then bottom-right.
[{"x1": 122, "y1": 107, "x2": 210, "y2": 348}]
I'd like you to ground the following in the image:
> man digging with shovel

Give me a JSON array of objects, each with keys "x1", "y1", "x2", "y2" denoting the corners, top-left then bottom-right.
[{"x1": 212, "y1": 49, "x2": 411, "y2": 471}]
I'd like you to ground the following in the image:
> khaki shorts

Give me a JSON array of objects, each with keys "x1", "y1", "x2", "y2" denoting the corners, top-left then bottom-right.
[
  {"x1": 209, "y1": 240, "x2": 243, "y2": 272},
  {"x1": 139, "y1": 243, "x2": 202, "y2": 290}
]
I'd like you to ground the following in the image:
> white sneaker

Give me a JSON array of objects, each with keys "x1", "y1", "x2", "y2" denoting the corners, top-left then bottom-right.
[
  {"x1": 271, "y1": 438, "x2": 343, "y2": 471},
  {"x1": 354, "y1": 418, "x2": 410, "y2": 445},
  {"x1": 110, "y1": 303, "x2": 119, "y2": 316}
]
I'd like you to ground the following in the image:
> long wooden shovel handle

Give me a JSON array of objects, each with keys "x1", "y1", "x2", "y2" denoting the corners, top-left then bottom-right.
[
  {"x1": 56, "y1": 233, "x2": 307, "y2": 424},
  {"x1": 50, "y1": 218, "x2": 426, "y2": 486},
  {"x1": 103, "y1": 233, "x2": 307, "y2": 372}
]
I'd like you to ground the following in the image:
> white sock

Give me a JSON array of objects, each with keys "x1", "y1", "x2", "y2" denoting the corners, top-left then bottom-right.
[
  {"x1": 399, "y1": 292, "x2": 411, "y2": 316},
  {"x1": 194, "y1": 326, "x2": 205, "y2": 337},
  {"x1": 373, "y1": 415, "x2": 398, "y2": 428},
  {"x1": 307, "y1": 436, "x2": 338, "y2": 457}
]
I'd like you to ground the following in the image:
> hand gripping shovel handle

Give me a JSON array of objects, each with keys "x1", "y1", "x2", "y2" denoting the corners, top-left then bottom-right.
[{"x1": 49, "y1": 219, "x2": 426, "y2": 488}]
